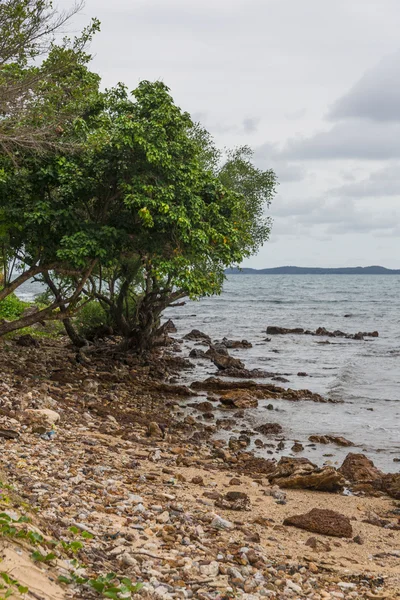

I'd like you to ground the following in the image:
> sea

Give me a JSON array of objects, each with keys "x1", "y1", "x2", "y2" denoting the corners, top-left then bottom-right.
[
  {"x1": 18, "y1": 275, "x2": 400, "y2": 472},
  {"x1": 163, "y1": 275, "x2": 400, "y2": 472}
]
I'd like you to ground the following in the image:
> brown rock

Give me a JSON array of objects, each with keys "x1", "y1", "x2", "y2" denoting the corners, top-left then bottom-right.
[
  {"x1": 219, "y1": 390, "x2": 258, "y2": 409},
  {"x1": 255, "y1": 423, "x2": 283, "y2": 435},
  {"x1": 380, "y1": 473, "x2": 400, "y2": 500},
  {"x1": 184, "y1": 329, "x2": 211, "y2": 344},
  {"x1": 339, "y1": 453, "x2": 383, "y2": 484},
  {"x1": 291, "y1": 442, "x2": 304, "y2": 452},
  {"x1": 147, "y1": 421, "x2": 163, "y2": 438},
  {"x1": 191, "y1": 476, "x2": 204, "y2": 485},
  {"x1": 267, "y1": 326, "x2": 305, "y2": 335},
  {"x1": 212, "y1": 352, "x2": 245, "y2": 371},
  {"x1": 269, "y1": 457, "x2": 345, "y2": 492},
  {"x1": 215, "y1": 491, "x2": 251, "y2": 511},
  {"x1": 310, "y1": 435, "x2": 355, "y2": 446},
  {"x1": 284, "y1": 508, "x2": 353, "y2": 538},
  {"x1": 305, "y1": 537, "x2": 332, "y2": 552}
]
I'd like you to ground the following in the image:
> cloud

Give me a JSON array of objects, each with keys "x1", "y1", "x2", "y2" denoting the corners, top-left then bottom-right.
[
  {"x1": 242, "y1": 117, "x2": 260, "y2": 133},
  {"x1": 281, "y1": 120, "x2": 400, "y2": 160},
  {"x1": 328, "y1": 50, "x2": 400, "y2": 122},
  {"x1": 330, "y1": 163, "x2": 400, "y2": 197},
  {"x1": 254, "y1": 143, "x2": 306, "y2": 181}
]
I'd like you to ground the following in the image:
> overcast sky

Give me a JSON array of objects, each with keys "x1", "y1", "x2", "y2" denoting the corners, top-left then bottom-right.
[{"x1": 61, "y1": 0, "x2": 400, "y2": 268}]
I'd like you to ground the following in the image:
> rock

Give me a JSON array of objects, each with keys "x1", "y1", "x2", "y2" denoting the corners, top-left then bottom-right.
[
  {"x1": 156, "y1": 511, "x2": 170, "y2": 524},
  {"x1": 212, "y1": 352, "x2": 245, "y2": 371},
  {"x1": 229, "y1": 478, "x2": 242, "y2": 486},
  {"x1": 219, "y1": 368, "x2": 274, "y2": 379},
  {"x1": 339, "y1": 453, "x2": 383, "y2": 484},
  {"x1": 269, "y1": 457, "x2": 345, "y2": 492},
  {"x1": 267, "y1": 326, "x2": 305, "y2": 335},
  {"x1": 380, "y1": 473, "x2": 400, "y2": 499},
  {"x1": 284, "y1": 508, "x2": 353, "y2": 538},
  {"x1": 192, "y1": 401, "x2": 214, "y2": 413},
  {"x1": 199, "y1": 561, "x2": 220, "y2": 577},
  {"x1": 147, "y1": 421, "x2": 163, "y2": 438},
  {"x1": 219, "y1": 391, "x2": 258, "y2": 409},
  {"x1": 184, "y1": 329, "x2": 211, "y2": 344},
  {"x1": 353, "y1": 534, "x2": 364, "y2": 545},
  {"x1": 305, "y1": 537, "x2": 332, "y2": 552},
  {"x1": 211, "y1": 515, "x2": 234, "y2": 530},
  {"x1": 291, "y1": 442, "x2": 304, "y2": 452},
  {"x1": 22, "y1": 409, "x2": 60, "y2": 430},
  {"x1": 215, "y1": 491, "x2": 251, "y2": 511},
  {"x1": 220, "y1": 337, "x2": 253, "y2": 349},
  {"x1": 297, "y1": 372, "x2": 308, "y2": 377},
  {"x1": 255, "y1": 423, "x2": 283, "y2": 435},
  {"x1": 162, "y1": 319, "x2": 177, "y2": 333},
  {"x1": 310, "y1": 435, "x2": 355, "y2": 447},
  {"x1": 191, "y1": 476, "x2": 204, "y2": 485},
  {"x1": 189, "y1": 348, "x2": 208, "y2": 359}
]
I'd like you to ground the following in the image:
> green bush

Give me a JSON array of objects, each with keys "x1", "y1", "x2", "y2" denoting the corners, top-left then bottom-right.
[
  {"x1": 77, "y1": 301, "x2": 109, "y2": 337},
  {"x1": 0, "y1": 293, "x2": 30, "y2": 320}
]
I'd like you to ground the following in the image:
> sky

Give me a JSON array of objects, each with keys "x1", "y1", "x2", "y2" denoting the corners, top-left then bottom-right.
[{"x1": 60, "y1": 0, "x2": 400, "y2": 268}]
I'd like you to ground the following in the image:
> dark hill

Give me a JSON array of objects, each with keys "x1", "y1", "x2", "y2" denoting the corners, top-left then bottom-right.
[{"x1": 225, "y1": 266, "x2": 400, "y2": 275}]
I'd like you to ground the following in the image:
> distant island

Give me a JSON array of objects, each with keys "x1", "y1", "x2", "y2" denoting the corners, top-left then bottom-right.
[{"x1": 226, "y1": 265, "x2": 400, "y2": 275}]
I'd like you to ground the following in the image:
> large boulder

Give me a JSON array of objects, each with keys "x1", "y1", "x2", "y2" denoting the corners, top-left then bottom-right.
[
  {"x1": 339, "y1": 453, "x2": 383, "y2": 484},
  {"x1": 284, "y1": 508, "x2": 353, "y2": 538},
  {"x1": 268, "y1": 457, "x2": 345, "y2": 492},
  {"x1": 22, "y1": 409, "x2": 60, "y2": 431}
]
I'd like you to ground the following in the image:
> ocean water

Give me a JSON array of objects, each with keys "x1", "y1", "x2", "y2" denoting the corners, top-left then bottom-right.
[
  {"x1": 17, "y1": 275, "x2": 400, "y2": 471},
  {"x1": 164, "y1": 275, "x2": 400, "y2": 472}
]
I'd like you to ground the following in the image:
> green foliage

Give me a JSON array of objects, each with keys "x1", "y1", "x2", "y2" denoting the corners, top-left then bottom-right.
[
  {"x1": 59, "y1": 571, "x2": 143, "y2": 599},
  {"x1": 0, "y1": 572, "x2": 29, "y2": 598},
  {"x1": 76, "y1": 301, "x2": 109, "y2": 337},
  {"x1": 0, "y1": 294, "x2": 29, "y2": 320}
]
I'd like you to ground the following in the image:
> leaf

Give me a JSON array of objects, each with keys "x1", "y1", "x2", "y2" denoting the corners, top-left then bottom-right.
[
  {"x1": 68, "y1": 526, "x2": 80, "y2": 535},
  {"x1": 58, "y1": 576, "x2": 72, "y2": 584},
  {"x1": 81, "y1": 530, "x2": 94, "y2": 539}
]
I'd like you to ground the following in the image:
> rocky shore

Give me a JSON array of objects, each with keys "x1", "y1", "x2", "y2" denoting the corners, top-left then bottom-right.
[{"x1": 0, "y1": 334, "x2": 398, "y2": 599}]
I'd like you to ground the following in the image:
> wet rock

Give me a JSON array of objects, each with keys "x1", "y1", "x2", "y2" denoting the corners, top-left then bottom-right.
[
  {"x1": 269, "y1": 457, "x2": 345, "y2": 492},
  {"x1": 267, "y1": 326, "x2": 305, "y2": 335},
  {"x1": 162, "y1": 319, "x2": 177, "y2": 333},
  {"x1": 220, "y1": 337, "x2": 253, "y2": 349},
  {"x1": 219, "y1": 390, "x2": 258, "y2": 409},
  {"x1": 310, "y1": 435, "x2": 355, "y2": 447},
  {"x1": 219, "y1": 368, "x2": 274, "y2": 378},
  {"x1": 291, "y1": 442, "x2": 304, "y2": 453},
  {"x1": 215, "y1": 491, "x2": 251, "y2": 511},
  {"x1": 190, "y1": 401, "x2": 214, "y2": 413},
  {"x1": 255, "y1": 423, "x2": 283, "y2": 435},
  {"x1": 189, "y1": 348, "x2": 208, "y2": 359},
  {"x1": 184, "y1": 329, "x2": 211, "y2": 344},
  {"x1": 297, "y1": 372, "x2": 308, "y2": 377},
  {"x1": 284, "y1": 508, "x2": 353, "y2": 538},
  {"x1": 212, "y1": 352, "x2": 245, "y2": 371},
  {"x1": 266, "y1": 325, "x2": 379, "y2": 340}
]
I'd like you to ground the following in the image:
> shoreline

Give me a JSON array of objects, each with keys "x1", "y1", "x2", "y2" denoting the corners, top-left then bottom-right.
[{"x1": 0, "y1": 335, "x2": 398, "y2": 598}]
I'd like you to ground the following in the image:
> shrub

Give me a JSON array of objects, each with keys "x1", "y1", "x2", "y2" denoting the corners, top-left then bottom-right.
[{"x1": 0, "y1": 294, "x2": 29, "y2": 320}]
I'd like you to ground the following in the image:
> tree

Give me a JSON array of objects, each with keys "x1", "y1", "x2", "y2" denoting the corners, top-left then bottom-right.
[
  {"x1": 39, "y1": 82, "x2": 275, "y2": 351},
  {"x1": 0, "y1": 0, "x2": 100, "y2": 154}
]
